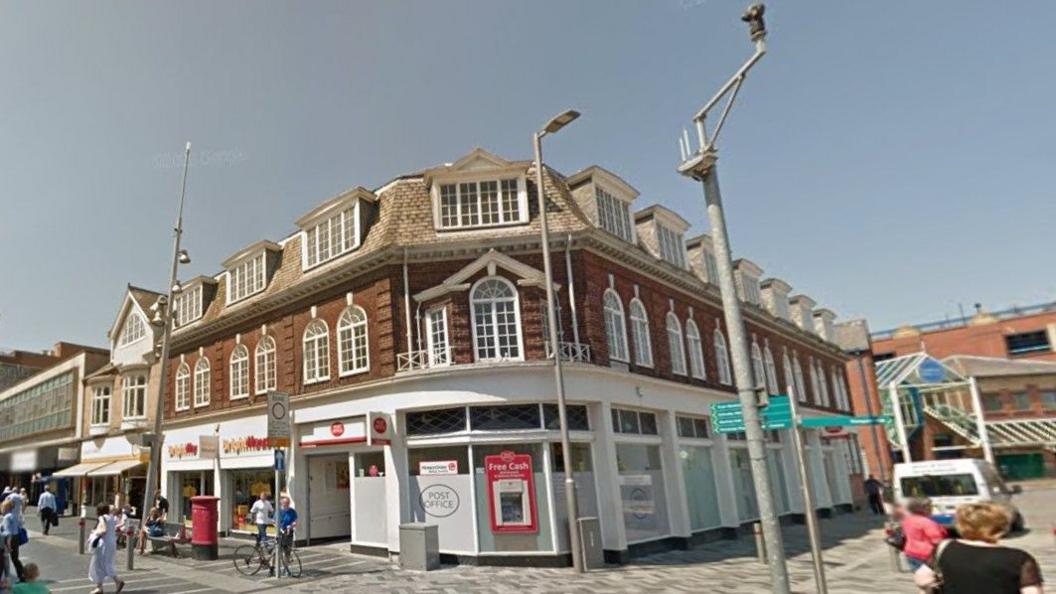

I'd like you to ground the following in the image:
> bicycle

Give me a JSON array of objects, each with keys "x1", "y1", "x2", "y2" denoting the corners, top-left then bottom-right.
[{"x1": 233, "y1": 534, "x2": 301, "y2": 578}]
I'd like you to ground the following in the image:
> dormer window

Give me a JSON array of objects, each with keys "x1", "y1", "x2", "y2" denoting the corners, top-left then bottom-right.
[
  {"x1": 174, "y1": 284, "x2": 203, "y2": 327},
  {"x1": 227, "y1": 251, "x2": 266, "y2": 303},
  {"x1": 657, "y1": 225, "x2": 686, "y2": 268},
  {"x1": 742, "y1": 277, "x2": 761, "y2": 305},
  {"x1": 734, "y1": 260, "x2": 764, "y2": 306},
  {"x1": 119, "y1": 313, "x2": 147, "y2": 346},
  {"x1": 304, "y1": 204, "x2": 357, "y2": 268},
  {"x1": 438, "y1": 178, "x2": 525, "y2": 230},
  {"x1": 596, "y1": 187, "x2": 633, "y2": 242}
]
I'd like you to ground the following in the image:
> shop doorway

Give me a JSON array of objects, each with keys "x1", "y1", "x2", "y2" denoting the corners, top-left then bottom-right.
[{"x1": 307, "y1": 454, "x2": 351, "y2": 540}]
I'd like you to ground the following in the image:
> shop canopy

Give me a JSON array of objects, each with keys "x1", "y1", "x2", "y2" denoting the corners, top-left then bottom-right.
[
  {"x1": 87, "y1": 459, "x2": 144, "y2": 477},
  {"x1": 53, "y1": 461, "x2": 111, "y2": 477}
]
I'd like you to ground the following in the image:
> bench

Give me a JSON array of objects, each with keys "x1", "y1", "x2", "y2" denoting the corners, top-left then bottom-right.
[{"x1": 146, "y1": 523, "x2": 192, "y2": 557}]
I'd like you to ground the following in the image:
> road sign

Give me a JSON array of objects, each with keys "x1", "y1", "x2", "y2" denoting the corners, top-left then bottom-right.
[
  {"x1": 799, "y1": 415, "x2": 892, "y2": 429},
  {"x1": 918, "y1": 359, "x2": 945, "y2": 383},
  {"x1": 710, "y1": 395, "x2": 792, "y2": 433},
  {"x1": 274, "y1": 449, "x2": 286, "y2": 472},
  {"x1": 267, "y1": 391, "x2": 291, "y2": 448}
]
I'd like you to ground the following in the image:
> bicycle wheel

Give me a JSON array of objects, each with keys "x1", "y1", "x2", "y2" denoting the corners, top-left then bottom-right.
[
  {"x1": 282, "y1": 548, "x2": 302, "y2": 578},
  {"x1": 233, "y1": 544, "x2": 266, "y2": 576}
]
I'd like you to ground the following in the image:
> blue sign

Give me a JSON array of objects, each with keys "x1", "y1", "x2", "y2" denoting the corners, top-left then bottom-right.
[
  {"x1": 918, "y1": 359, "x2": 945, "y2": 383},
  {"x1": 274, "y1": 449, "x2": 286, "y2": 472}
]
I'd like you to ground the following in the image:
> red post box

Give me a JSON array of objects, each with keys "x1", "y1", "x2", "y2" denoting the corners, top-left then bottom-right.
[{"x1": 190, "y1": 495, "x2": 220, "y2": 560}]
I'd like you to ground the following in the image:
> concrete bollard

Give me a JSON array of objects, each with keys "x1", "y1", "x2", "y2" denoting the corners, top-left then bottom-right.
[
  {"x1": 753, "y1": 522, "x2": 768, "y2": 564},
  {"x1": 78, "y1": 517, "x2": 86, "y2": 555}
]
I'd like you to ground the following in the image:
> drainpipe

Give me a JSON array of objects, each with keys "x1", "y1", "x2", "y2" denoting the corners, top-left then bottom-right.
[
  {"x1": 403, "y1": 249, "x2": 413, "y2": 354},
  {"x1": 564, "y1": 234, "x2": 580, "y2": 346}
]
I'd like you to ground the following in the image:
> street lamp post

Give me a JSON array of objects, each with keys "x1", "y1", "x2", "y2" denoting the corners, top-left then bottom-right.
[
  {"x1": 140, "y1": 142, "x2": 193, "y2": 560},
  {"x1": 533, "y1": 109, "x2": 584, "y2": 572},
  {"x1": 677, "y1": 6, "x2": 792, "y2": 593}
]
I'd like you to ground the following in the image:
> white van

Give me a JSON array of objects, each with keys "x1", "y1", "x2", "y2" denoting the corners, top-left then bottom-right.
[{"x1": 893, "y1": 458, "x2": 1024, "y2": 532}]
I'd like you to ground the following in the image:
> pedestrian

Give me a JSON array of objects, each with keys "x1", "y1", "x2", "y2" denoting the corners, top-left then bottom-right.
[
  {"x1": 137, "y1": 508, "x2": 164, "y2": 556},
  {"x1": 153, "y1": 492, "x2": 168, "y2": 523},
  {"x1": 864, "y1": 474, "x2": 886, "y2": 515},
  {"x1": 87, "y1": 503, "x2": 124, "y2": 594},
  {"x1": 12, "y1": 562, "x2": 48, "y2": 594},
  {"x1": 36, "y1": 487, "x2": 56, "y2": 536},
  {"x1": 15, "y1": 493, "x2": 26, "y2": 528},
  {"x1": 901, "y1": 498, "x2": 947, "y2": 572},
  {"x1": 0, "y1": 498, "x2": 24, "y2": 583},
  {"x1": 914, "y1": 501, "x2": 1043, "y2": 594},
  {"x1": 275, "y1": 496, "x2": 298, "y2": 577},
  {"x1": 248, "y1": 493, "x2": 273, "y2": 545}
]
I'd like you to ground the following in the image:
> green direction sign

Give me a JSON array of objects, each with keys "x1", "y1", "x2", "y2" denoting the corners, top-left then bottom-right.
[
  {"x1": 710, "y1": 395, "x2": 792, "y2": 433},
  {"x1": 799, "y1": 415, "x2": 892, "y2": 429}
]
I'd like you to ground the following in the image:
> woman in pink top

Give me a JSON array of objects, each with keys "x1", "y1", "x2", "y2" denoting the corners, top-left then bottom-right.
[{"x1": 901, "y1": 498, "x2": 948, "y2": 570}]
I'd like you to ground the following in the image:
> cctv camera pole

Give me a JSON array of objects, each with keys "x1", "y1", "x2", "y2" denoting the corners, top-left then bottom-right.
[
  {"x1": 677, "y1": 6, "x2": 791, "y2": 593},
  {"x1": 138, "y1": 142, "x2": 192, "y2": 569}
]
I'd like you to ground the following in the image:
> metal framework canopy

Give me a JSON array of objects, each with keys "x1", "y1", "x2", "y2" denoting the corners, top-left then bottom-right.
[{"x1": 876, "y1": 352, "x2": 968, "y2": 390}]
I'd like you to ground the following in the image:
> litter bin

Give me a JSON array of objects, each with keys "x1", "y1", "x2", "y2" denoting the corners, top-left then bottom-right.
[
  {"x1": 399, "y1": 523, "x2": 439, "y2": 571},
  {"x1": 190, "y1": 495, "x2": 220, "y2": 560},
  {"x1": 578, "y1": 517, "x2": 604, "y2": 570}
]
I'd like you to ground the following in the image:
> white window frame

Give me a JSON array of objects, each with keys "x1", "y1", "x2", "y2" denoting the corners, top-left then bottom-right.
[
  {"x1": 175, "y1": 284, "x2": 203, "y2": 327},
  {"x1": 337, "y1": 305, "x2": 370, "y2": 376},
  {"x1": 469, "y1": 276, "x2": 524, "y2": 362},
  {"x1": 793, "y1": 353, "x2": 807, "y2": 403},
  {"x1": 657, "y1": 224, "x2": 687, "y2": 268},
  {"x1": 667, "y1": 312, "x2": 687, "y2": 375},
  {"x1": 193, "y1": 358, "x2": 210, "y2": 407},
  {"x1": 433, "y1": 175, "x2": 528, "y2": 231},
  {"x1": 763, "y1": 346, "x2": 779, "y2": 395},
  {"x1": 90, "y1": 385, "x2": 111, "y2": 426},
  {"x1": 595, "y1": 186, "x2": 634, "y2": 243},
  {"x1": 782, "y1": 349, "x2": 795, "y2": 397},
  {"x1": 122, "y1": 375, "x2": 147, "y2": 419},
  {"x1": 830, "y1": 368, "x2": 844, "y2": 410},
  {"x1": 809, "y1": 358, "x2": 822, "y2": 405},
  {"x1": 303, "y1": 319, "x2": 331, "y2": 384},
  {"x1": 628, "y1": 298, "x2": 653, "y2": 367},
  {"x1": 603, "y1": 289, "x2": 629, "y2": 363},
  {"x1": 255, "y1": 336, "x2": 277, "y2": 395},
  {"x1": 750, "y1": 342, "x2": 766, "y2": 389},
  {"x1": 817, "y1": 361, "x2": 831, "y2": 407},
  {"x1": 686, "y1": 319, "x2": 707, "y2": 380},
  {"x1": 226, "y1": 251, "x2": 267, "y2": 304},
  {"x1": 229, "y1": 344, "x2": 250, "y2": 400},
  {"x1": 302, "y1": 202, "x2": 360, "y2": 270},
  {"x1": 425, "y1": 307, "x2": 451, "y2": 367},
  {"x1": 119, "y1": 313, "x2": 147, "y2": 347},
  {"x1": 714, "y1": 329, "x2": 732, "y2": 385},
  {"x1": 175, "y1": 363, "x2": 191, "y2": 411}
]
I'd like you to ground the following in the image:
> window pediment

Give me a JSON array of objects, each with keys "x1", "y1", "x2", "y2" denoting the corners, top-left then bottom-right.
[{"x1": 413, "y1": 249, "x2": 558, "y2": 303}]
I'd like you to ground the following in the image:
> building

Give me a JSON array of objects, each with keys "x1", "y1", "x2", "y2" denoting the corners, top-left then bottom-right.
[
  {"x1": 872, "y1": 302, "x2": 1056, "y2": 363},
  {"x1": 157, "y1": 148, "x2": 862, "y2": 565},
  {"x1": 833, "y1": 319, "x2": 894, "y2": 487},
  {"x1": 52, "y1": 286, "x2": 166, "y2": 515},
  {"x1": 0, "y1": 342, "x2": 108, "y2": 510},
  {"x1": 0, "y1": 346, "x2": 64, "y2": 392}
]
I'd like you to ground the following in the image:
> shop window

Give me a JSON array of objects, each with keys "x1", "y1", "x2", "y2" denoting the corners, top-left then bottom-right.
[
  {"x1": 615, "y1": 443, "x2": 669, "y2": 543},
  {"x1": 406, "y1": 407, "x2": 467, "y2": 436},
  {"x1": 550, "y1": 442, "x2": 594, "y2": 473},
  {"x1": 611, "y1": 407, "x2": 658, "y2": 436},
  {"x1": 470, "y1": 404, "x2": 541, "y2": 431},
  {"x1": 355, "y1": 452, "x2": 386, "y2": 477},
  {"x1": 408, "y1": 446, "x2": 469, "y2": 476},
  {"x1": 680, "y1": 444, "x2": 721, "y2": 530},
  {"x1": 677, "y1": 415, "x2": 711, "y2": 439},
  {"x1": 229, "y1": 469, "x2": 274, "y2": 533},
  {"x1": 543, "y1": 404, "x2": 590, "y2": 431}
]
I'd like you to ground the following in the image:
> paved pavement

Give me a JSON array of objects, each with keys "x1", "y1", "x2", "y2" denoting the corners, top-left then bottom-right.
[{"x1": 18, "y1": 484, "x2": 1056, "y2": 593}]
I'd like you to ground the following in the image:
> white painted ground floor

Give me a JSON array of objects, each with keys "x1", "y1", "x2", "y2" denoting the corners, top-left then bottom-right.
[{"x1": 158, "y1": 362, "x2": 858, "y2": 564}]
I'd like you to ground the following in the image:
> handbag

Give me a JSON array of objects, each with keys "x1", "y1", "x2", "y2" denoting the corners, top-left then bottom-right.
[
  {"x1": 16, "y1": 528, "x2": 28, "y2": 546},
  {"x1": 924, "y1": 539, "x2": 953, "y2": 594},
  {"x1": 884, "y1": 526, "x2": 906, "y2": 550}
]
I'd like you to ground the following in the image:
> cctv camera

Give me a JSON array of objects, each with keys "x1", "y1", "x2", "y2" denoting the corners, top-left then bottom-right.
[{"x1": 742, "y1": 3, "x2": 766, "y2": 41}]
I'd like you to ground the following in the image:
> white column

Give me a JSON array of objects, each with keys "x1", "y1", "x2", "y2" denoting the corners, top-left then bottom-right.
[
  {"x1": 889, "y1": 384, "x2": 911, "y2": 463},
  {"x1": 968, "y1": 377, "x2": 994, "y2": 464},
  {"x1": 711, "y1": 434, "x2": 740, "y2": 527},
  {"x1": 780, "y1": 436, "x2": 804, "y2": 513},
  {"x1": 384, "y1": 431, "x2": 409, "y2": 555},
  {"x1": 593, "y1": 402, "x2": 627, "y2": 553},
  {"x1": 805, "y1": 430, "x2": 833, "y2": 509},
  {"x1": 661, "y1": 411, "x2": 690, "y2": 539}
]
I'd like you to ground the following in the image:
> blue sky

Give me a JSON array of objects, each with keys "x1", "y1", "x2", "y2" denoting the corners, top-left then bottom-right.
[{"x1": 1, "y1": 1, "x2": 1054, "y2": 351}]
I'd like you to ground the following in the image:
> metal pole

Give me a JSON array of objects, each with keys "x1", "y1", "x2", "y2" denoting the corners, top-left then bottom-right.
[
  {"x1": 701, "y1": 167, "x2": 790, "y2": 593},
  {"x1": 533, "y1": 131, "x2": 583, "y2": 572},
  {"x1": 140, "y1": 142, "x2": 191, "y2": 557},
  {"x1": 967, "y1": 376, "x2": 994, "y2": 463},
  {"x1": 274, "y1": 469, "x2": 280, "y2": 580},
  {"x1": 789, "y1": 386, "x2": 828, "y2": 594},
  {"x1": 125, "y1": 479, "x2": 134, "y2": 570},
  {"x1": 888, "y1": 384, "x2": 911, "y2": 463},
  {"x1": 753, "y1": 522, "x2": 767, "y2": 564},
  {"x1": 855, "y1": 354, "x2": 888, "y2": 482}
]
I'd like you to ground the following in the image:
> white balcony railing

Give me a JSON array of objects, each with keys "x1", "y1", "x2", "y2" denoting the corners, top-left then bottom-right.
[
  {"x1": 397, "y1": 350, "x2": 430, "y2": 372},
  {"x1": 545, "y1": 341, "x2": 592, "y2": 363}
]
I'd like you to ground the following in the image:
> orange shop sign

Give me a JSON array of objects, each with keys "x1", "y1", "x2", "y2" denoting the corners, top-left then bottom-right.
[
  {"x1": 222, "y1": 435, "x2": 273, "y2": 455},
  {"x1": 168, "y1": 443, "x2": 199, "y2": 460}
]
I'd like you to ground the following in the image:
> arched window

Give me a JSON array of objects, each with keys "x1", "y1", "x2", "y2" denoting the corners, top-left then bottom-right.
[
  {"x1": 750, "y1": 342, "x2": 766, "y2": 390},
  {"x1": 603, "y1": 289, "x2": 628, "y2": 363},
  {"x1": 808, "y1": 357, "x2": 822, "y2": 405},
  {"x1": 255, "y1": 336, "x2": 276, "y2": 394},
  {"x1": 667, "y1": 313, "x2": 687, "y2": 375},
  {"x1": 685, "y1": 319, "x2": 706, "y2": 380},
  {"x1": 303, "y1": 319, "x2": 330, "y2": 384},
  {"x1": 782, "y1": 349, "x2": 795, "y2": 397},
  {"x1": 837, "y1": 373, "x2": 850, "y2": 411},
  {"x1": 763, "y1": 346, "x2": 779, "y2": 395},
  {"x1": 817, "y1": 361, "x2": 831, "y2": 406},
  {"x1": 230, "y1": 344, "x2": 249, "y2": 399},
  {"x1": 193, "y1": 358, "x2": 210, "y2": 407},
  {"x1": 830, "y1": 368, "x2": 843, "y2": 409},
  {"x1": 120, "y1": 313, "x2": 147, "y2": 346},
  {"x1": 714, "y1": 328, "x2": 732, "y2": 385},
  {"x1": 175, "y1": 363, "x2": 191, "y2": 411},
  {"x1": 793, "y1": 353, "x2": 807, "y2": 402},
  {"x1": 470, "y1": 277, "x2": 522, "y2": 361},
  {"x1": 338, "y1": 306, "x2": 370, "y2": 375},
  {"x1": 628, "y1": 298, "x2": 652, "y2": 367}
]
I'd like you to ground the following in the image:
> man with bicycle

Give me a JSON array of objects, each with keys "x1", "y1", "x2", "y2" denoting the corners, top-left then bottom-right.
[{"x1": 275, "y1": 496, "x2": 298, "y2": 577}]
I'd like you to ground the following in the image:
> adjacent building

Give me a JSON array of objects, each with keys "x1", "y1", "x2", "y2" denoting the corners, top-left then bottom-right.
[{"x1": 155, "y1": 148, "x2": 864, "y2": 565}]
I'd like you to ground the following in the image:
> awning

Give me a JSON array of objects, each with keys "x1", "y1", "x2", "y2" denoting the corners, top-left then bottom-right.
[
  {"x1": 988, "y1": 419, "x2": 1056, "y2": 447},
  {"x1": 52, "y1": 461, "x2": 110, "y2": 477},
  {"x1": 87, "y1": 460, "x2": 144, "y2": 477}
]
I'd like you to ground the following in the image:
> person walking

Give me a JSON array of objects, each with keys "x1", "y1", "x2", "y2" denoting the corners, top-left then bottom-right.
[
  {"x1": 0, "y1": 498, "x2": 24, "y2": 583},
  {"x1": 87, "y1": 503, "x2": 124, "y2": 594},
  {"x1": 36, "y1": 488, "x2": 56, "y2": 536},
  {"x1": 864, "y1": 475, "x2": 886, "y2": 515},
  {"x1": 248, "y1": 493, "x2": 273, "y2": 545},
  {"x1": 902, "y1": 498, "x2": 947, "y2": 572},
  {"x1": 915, "y1": 501, "x2": 1043, "y2": 594}
]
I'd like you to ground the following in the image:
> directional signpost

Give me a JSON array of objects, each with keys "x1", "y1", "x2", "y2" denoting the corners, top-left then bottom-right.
[
  {"x1": 267, "y1": 391, "x2": 291, "y2": 582},
  {"x1": 711, "y1": 395, "x2": 793, "y2": 434},
  {"x1": 799, "y1": 415, "x2": 891, "y2": 429}
]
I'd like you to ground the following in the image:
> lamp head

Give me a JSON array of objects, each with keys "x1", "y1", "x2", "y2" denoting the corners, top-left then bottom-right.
[
  {"x1": 171, "y1": 281, "x2": 182, "y2": 295},
  {"x1": 177, "y1": 249, "x2": 191, "y2": 265},
  {"x1": 150, "y1": 310, "x2": 165, "y2": 328},
  {"x1": 742, "y1": 3, "x2": 766, "y2": 41},
  {"x1": 542, "y1": 110, "x2": 581, "y2": 135}
]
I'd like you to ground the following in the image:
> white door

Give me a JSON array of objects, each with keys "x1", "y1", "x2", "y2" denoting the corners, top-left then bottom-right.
[{"x1": 308, "y1": 454, "x2": 351, "y2": 540}]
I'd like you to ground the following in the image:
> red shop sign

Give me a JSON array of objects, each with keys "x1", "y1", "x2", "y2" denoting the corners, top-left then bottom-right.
[
  {"x1": 483, "y1": 450, "x2": 537, "y2": 534},
  {"x1": 331, "y1": 422, "x2": 345, "y2": 437}
]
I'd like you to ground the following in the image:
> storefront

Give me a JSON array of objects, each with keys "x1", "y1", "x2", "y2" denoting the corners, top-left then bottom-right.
[
  {"x1": 674, "y1": 414, "x2": 722, "y2": 532},
  {"x1": 73, "y1": 436, "x2": 148, "y2": 516}
]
